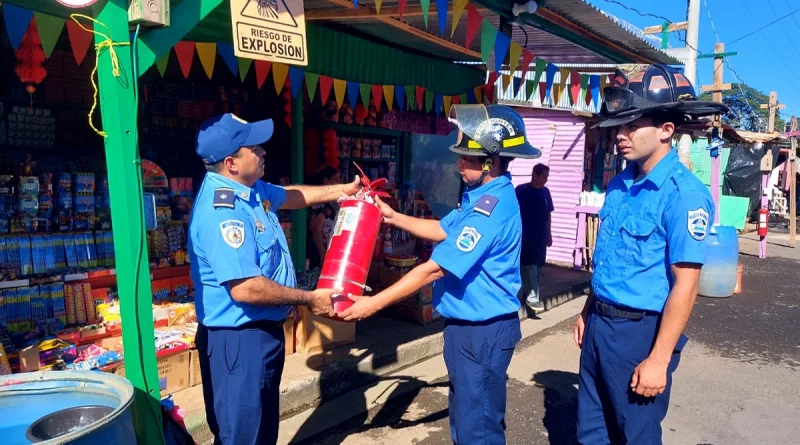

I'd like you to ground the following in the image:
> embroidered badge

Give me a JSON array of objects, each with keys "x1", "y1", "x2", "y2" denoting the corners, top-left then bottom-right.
[
  {"x1": 256, "y1": 220, "x2": 265, "y2": 232},
  {"x1": 220, "y1": 219, "x2": 246, "y2": 249},
  {"x1": 456, "y1": 226, "x2": 482, "y2": 252},
  {"x1": 262, "y1": 199, "x2": 271, "y2": 213},
  {"x1": 687, "y1": 208, "x2": 709, "y2": 241}
]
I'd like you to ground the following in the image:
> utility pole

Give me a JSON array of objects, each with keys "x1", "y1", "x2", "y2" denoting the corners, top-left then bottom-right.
[
  {"x1": 760, "y1": 92, "x2": 785, "y2": 134},
  {"x1": 700, "y1": 43, "x2": 732, "y2": 226},
  {"x1": 789, "y1": 116, "x2": 797, "y2": 248},
  {"x1": 685, "y1": 0, "x2": 701, "y2": 87},
  {"x1": 755, "y1": 91, "x2": 784, "y2": 258}
]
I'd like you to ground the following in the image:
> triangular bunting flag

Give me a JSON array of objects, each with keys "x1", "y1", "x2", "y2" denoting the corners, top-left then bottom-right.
[
  {"x1": 452, "y1": 95, "x2": 461, "y2": 105},
  {"x1": 359, "y1": 83, "x2": 371, "y2": 105},
  {"x1": 570, "y1": 70, "x2": 582, "y2": 105},
  {"x1": 512, "y1": 77, "x2": 522, "y2": 98},
  {"x1": 520, "y1": 50, "x2": 535, "y2": 81},
  {"x1": 195, "y1": 43, "x2": 217, "y2": 79},
  {"x1": 580, "y1": 74, "x2": 590, "y2": 105},
  {"x1": 395, "y1": 85, "x2": 406, "y2": 110},
  {"x1": 590, "y1": 75, "x2": 601, "y2": 111},
  {"x1": 539, "y1": 82, "x2": 547, "y2": 104},
  {"x1": 372, "y1": 85, "x2": 384, "y2": 109},
  {"x1": 66, "y1": 19, "x2": 94, "y2": 66},
  {"x1": 553, "y1": 82, "x2": 563, "y2": 106},
  {"x1": 347, "y1": 81, "x2": 360, "y2": 106},
  {"x1": 306, "y1": 72, "x2": 321, "y2": 102},
  {"x1": 466, "y1": 89, "x2": 476, "y2": 105},
  {"x1": 480, "y1": 20, "x2": 497, "y2": 65},
  {"x1": 384, "y1": 85, "x2": 395, "y2": 110},
  {"x1": 544, "y1": 63, "x2": 558, "y2": 104},
  {"x1": 482, "y1": 83, "x2": 494, "y2": 104},
  {"x1": 451, "y1": 0, "x2": 468, "y2": 38},
  {"x1": 508, "y1": 42, "x2": 523, "y2": 75},
  {"x1": 608, "y1": 73, "x2": 616, "y2": 87},
  {"x1": 557, "y1": 68, "x2": 570, "y2": 103},
  {"x1": 255, "y1": 60, "x2": 271, "y2": 89},
  {"x1": 320, "y1": 76, "x2": 334, "y2": 104},
  {"x1": 334, "y1": 79, "x2": 347, "y2": 108},
  {"x1": 443, "y1": 95, "x2": 452, "y2": 114},
  {"x1": 238, "y1": 58, "x2": 253, "y2": 82},
  {"x1": 525, "y1": 79, "x2": 536, "y2": 101},
  {"x1": 398, "y1": 0, "x2": 407, "y2": 20},
  {"x1": 406, "y1": 85, "x2": 417, "y2": 110},
  {"x1": 420, "y1": 0, "x2": 431, "y2": 28},
  {"x1": 33, "y1": 13, "x2": 65, "y2": 59},
  {"x1": 465, "y1": 4, "x2": 482, "y2": 49},
  {"x1": 218, "y1": 43, "x2": 238, "y2": 77},
  {"x1": 494, "y1": 32, "x2": 511, "y2": 72},
  {"x1": 174, "y1": 41, "x2": 196, "y2": 79},
  {"x1": 289, "y1": 67, "x2": 305, "y2": 98},
  {"x1": 533, "y1": 58, "x2": 547, "y2": 84},
  {"x1": 474, "y1": 86, "x2": 483, "y2": 104},
  {"x1": 156, "y1": 53, "x2": 170, "y2": 77},
  {"x1": 459, "y1": 93, "x2": 468, "y2": 105},
  {"x1": 3, "y1": 5, "x2": 33, "y2": 51},
  {"x1": 436, "y1": 0, "x2": 448, "y2": 36},
  {"x1": 375, "y1": 0, "x2": 383, "y2": 14},
  {"x1": 434, "y1": 93, "x2": 443, "y2": 115},
  {"x1": 425, "y1": 90, "x2": 434, "y2": 113},
  {"x1": 487, "y1": 71, "x2": 500, "y2": 87},
  {"x1": 501, "y1": 74, "x2": 512, "y2": 94},
  {"x1": 272, "y1": 63, "x2": 289, "y2": 94},
  {"x1": 416, "y1": 86, "x2": 425, "y2": 111}
]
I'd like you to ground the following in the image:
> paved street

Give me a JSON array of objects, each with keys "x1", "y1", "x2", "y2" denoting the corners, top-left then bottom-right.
[{"x1": 286, "y1": 254, "x2": 800, "y2": 445}]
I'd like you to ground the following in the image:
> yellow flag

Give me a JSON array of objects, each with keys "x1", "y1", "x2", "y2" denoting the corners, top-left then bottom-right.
[
  {"x1": 195, "y1": 43, "x2": 217, "y2": 79},
  {"x1": 375, "y1": 0, "x2": 382, "y2": 14},
  {"x1": 451, "y1": 0, "x2": 468, "y2": 38},
  {"x1": 334, "y1": 79, "x2": 347, "y2": 108},
  {"x1": 474, "y1": 86, "x2": 483, "y2": 104},
  {"x1": 443, "y1": 95, "x2": 452, "y2": 114},
  {"x1": 272, "y1": 63, "x2": 289, "y2": 94},
  {"x1": 502, "y1": 74, "x2": 512, "y2": 93},
  {"x1": 383, "y1": 85, "x2": 395, "y2": 110},
  {"x1": 508, "y1": 42, "x2": 523, "y2": 75}
]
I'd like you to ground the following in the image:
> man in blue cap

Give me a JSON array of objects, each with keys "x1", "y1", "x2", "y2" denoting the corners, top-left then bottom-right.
[
  {"x1": 574, "y1": 64, "x2": 728, "y2": 444},
  {"x1": 189, "y1": 113, "x2": 360, "y2": 445},
  {"x1": 339, "y1": 104, "x2": 541, "y2": 445}
]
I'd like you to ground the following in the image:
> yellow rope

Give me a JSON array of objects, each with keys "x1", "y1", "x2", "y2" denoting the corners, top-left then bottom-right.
[{"x1": 69, "y1": 14, "x2": 131, "y2": 138}]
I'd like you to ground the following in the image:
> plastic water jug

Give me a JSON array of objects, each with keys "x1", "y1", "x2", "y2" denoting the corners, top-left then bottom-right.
[{"x1": 698, "y1": 225, "x2": 739, "y2": 298}]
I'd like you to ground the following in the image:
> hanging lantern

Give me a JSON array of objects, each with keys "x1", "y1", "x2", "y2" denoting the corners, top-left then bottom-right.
[{"x1": 14, "y1": 19, "x2": 47, "y2": 110}]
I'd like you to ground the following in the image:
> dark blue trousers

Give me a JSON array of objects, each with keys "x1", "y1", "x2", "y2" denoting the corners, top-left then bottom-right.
[
  {"x1": 443, "y1": 313, "x2": 522, "y2": 445},
  {"x1": 196, "y1": 321, "x2": 285, "y2": 445},
  {"x1": 577, "y1": 304, "x2": 687, "y2": 445}
]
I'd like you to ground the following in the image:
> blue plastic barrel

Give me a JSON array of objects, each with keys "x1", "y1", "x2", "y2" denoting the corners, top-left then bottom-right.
[
  {"x1": 698, "y1": 225, "x2": 739, "y2": 298},
  {"x1": 0, "y1": 371, "x2": 136, "y2": 445}
]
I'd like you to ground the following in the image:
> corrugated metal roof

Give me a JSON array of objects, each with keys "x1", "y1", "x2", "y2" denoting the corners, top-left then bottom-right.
[
  {"x1": 542, "y1": 0, "x2": 681, "y2": 65},
  {"x1": 495, "y1": 69, "x2": 603, "y2": 114}
]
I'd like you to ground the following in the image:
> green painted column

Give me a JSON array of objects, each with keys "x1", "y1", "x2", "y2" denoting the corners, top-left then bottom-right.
[
  {"x1": 290, "y1": 93, "x2": 307, "y2": 270},
  {"x1": 93, "y1": 1, "x2": 163, "y2": 443}
]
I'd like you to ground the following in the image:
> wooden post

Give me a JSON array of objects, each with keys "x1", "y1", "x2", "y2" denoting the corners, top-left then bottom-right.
[
  {"x1": 760, "y1": 92, "x2": 786, "y2": 134},
  {"x1": 790, "y1": 116, "x2": 798, "y2": 248},
  {"x1": 699, "y1": 43, "x2": 732, "y2": 226},
  {"x1": 93, "y1": 0, "x2": 163, "y2": 443},
  {"x1": 758, "y1": 92, "x2": 785, "y2": 258}
]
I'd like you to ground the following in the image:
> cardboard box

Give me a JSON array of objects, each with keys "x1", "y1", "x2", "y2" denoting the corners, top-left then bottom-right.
[
  {"x1": 114, "y1": 350, "x2": 190, "y2": 395},
  {"x1": 284, "y1": 317, "x2": 295, "y2": 356},
  {"x1": 295, "y1": 307, "x2": 355, "y2": 354},
  {"x1": 189, "y1": 349, "x2": 202, "y2": 387},
  {"x1": 19, "y1": 345, "x2": 40, "y2": 372}
]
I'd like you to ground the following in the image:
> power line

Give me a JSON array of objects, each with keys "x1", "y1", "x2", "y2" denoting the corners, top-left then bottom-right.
[
  {"x1": 785, "y1": 0, "x2": 800, "y2": 31},
  {"x1": 596, "y1": 0, "x2": 701, "y2": 53},
  {"x1": 726, "y1": 5, "x2": 800, "y2": 46},
  {"x1": 766, "y1": 0, "x2": 800, "y2": 61}
]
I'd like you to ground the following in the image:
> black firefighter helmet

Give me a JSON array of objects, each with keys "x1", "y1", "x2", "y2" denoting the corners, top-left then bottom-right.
[
  {"x1": 448, "y1": 104, "x2": 542, "y2": 159},
  {"x1": 596, "y1": 63, "x2": 730, "y2": 128}
]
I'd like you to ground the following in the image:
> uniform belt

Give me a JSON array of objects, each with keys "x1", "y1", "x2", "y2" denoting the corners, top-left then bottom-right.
[
  {"x1": 444, "y1": 311, "x2": 518, "y2": 327},
  {"x1": 205, "y1": 319, "x2": 285, "y2": 331},
  {"x1": 593, "y1": 300, "x2": 653, "y2": 320}
]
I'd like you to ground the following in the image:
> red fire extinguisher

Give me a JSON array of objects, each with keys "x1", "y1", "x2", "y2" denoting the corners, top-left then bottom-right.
[
  {"x1": 317, "y1": 164, "x2": 390, "y2": 320},
  {"x1": 758, "y1": 207, "x2": 769, "y2": 237}
]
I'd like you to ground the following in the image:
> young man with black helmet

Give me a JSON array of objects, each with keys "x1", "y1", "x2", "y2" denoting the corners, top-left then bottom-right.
[
  {"x1": 574, "y1": 64, "x2": 729, "y2": 444},
  {"x1": 339, "y1": 104, "x2": 541, "y2": 445}
]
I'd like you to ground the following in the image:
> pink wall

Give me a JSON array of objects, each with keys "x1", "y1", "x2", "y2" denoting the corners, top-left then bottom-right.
[{"x1": 510, "y1": 110, "x2": 587, "y2": 266}]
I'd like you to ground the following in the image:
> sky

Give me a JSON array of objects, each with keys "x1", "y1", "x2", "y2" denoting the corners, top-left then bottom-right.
[{"x1": 586, "y1": 0, "x2": 800, "y2": 130}]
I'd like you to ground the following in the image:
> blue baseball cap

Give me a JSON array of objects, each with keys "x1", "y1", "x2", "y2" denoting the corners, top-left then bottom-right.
[{"x1": 196, "y1": 113, "x2": 275, "y2": 163}]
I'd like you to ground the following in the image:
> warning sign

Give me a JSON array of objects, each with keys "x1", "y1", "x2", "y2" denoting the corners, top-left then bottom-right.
[{"x1": 231, "y1": 0, "x2": 308, "y2": 66}]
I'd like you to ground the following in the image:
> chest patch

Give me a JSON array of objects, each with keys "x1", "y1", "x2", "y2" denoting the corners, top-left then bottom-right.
[
  {"x1": 456, "y1": 226, "x2": 482, "y2": 252},
  {"x1": 220, "y1": 219, "x2": 246, "y2": 249},
  {"x1": 687, "y1": 208, "x2": 709, "y2": 241},
  {"x1": 474, "y1": 195, "x2": 499, "y2": 216}
]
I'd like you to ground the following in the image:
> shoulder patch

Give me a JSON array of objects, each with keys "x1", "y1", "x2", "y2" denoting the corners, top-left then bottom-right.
[
  {"x1": 474, "y1": 195, "x2": 499, "y2": 217},
  {"x1": 213, "y1": 188, "x2": 235, "y2": 209},
  {"x1": 687, "y1": 208, "x2": 709, "y2": 241},
  {"x1": 220, "y1": 219, "x2": 246, "y2": 248},
  {"x1": 456, "y1": 226, "x2": 482, "y2": 252}
]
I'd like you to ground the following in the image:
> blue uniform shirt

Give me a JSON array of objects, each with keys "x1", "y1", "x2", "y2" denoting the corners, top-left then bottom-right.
[
  {"x1": 430, "y1": 173, "x2": 522, "y2": 321},
  {"x1": 592, "y1": 150, "x2": 714, "y2": 313},
  {"x1": 189, "y1": 172, "x2": 295, "y2": 327}
]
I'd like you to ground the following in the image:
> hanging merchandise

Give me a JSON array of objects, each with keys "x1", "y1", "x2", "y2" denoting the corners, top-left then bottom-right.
[{"x1": 14, "y1": 20, "x2": 47, "y2": 109}]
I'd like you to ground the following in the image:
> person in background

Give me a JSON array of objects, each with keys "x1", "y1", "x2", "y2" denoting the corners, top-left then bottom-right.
[
  {"x1": 515, "y1": 163, "x2": 554, "y2": 314},
  {"x1": 188, "y1": 113, "x2": 361, "y2": 445},
  {"x1": 573, "y1": 64, "x2": 728, "y2": 444},
  {"x1": 306, "y1": 165, "x2": 341, "y2": 270}
]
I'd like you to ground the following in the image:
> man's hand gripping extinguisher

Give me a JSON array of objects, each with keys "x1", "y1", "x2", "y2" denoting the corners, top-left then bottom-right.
[{"x1": 316, "y1": 163, "x2": 390, "y2": 321}]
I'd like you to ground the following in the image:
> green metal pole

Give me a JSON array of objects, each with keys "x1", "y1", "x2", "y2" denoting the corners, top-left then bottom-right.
[
  {"x1": 93, "y1": 1, "x2": 163, "y2": 443},
  {"x1": 290, "y1": 93, "x2": 307, "y2": 270}
]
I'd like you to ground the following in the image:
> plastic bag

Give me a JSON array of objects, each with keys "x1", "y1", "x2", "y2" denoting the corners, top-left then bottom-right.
[{"x1": 723, "y1": 143, "x2": 780, "y2": 221}]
